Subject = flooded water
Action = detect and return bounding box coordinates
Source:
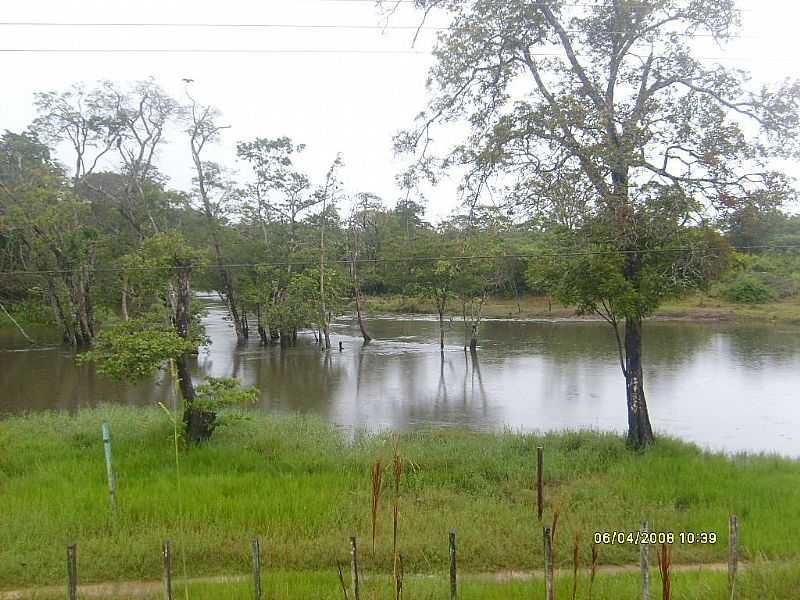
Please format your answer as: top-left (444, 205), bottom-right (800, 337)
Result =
top-left (2, 297), bottom-right (799, 456)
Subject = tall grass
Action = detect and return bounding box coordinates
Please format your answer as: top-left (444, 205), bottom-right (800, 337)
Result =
top-left (2, 407), bottom-right (800, 590)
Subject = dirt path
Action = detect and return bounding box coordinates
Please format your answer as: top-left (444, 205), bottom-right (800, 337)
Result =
top-left (0, 561), bottom-right (740, 599)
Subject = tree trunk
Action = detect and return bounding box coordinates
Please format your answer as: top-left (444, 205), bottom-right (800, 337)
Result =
top-left (121, 273), bottom-right (129, 321)
top-left (469, 324), bottom-right (478, 353)
top-left (217, 247), bottom-right (244, 345)
top-left (191, 129), bottom-right (245, 346)
top-left (241, 309), bottom-right (249, 339)
top-left (0, 302), bottom-right (35, 344)
top-left (438, 308), bottom-right (445, 351)
top-left (47, 277), bottom-right (75, 346)
top-left (350, 230), bottom-right (372, 343)
top-left (175, 265), bottom-right (214, 443)
top-left (323, 324), bottom-right (331, 350)
top-left (624, 316), bottom-right (654, 449)
top-left (462, 301), bottom-right (469, 350)
top-left (256, 304), bottom-right (268, 345)
top-left (355, 292), bottom-right (371, 343)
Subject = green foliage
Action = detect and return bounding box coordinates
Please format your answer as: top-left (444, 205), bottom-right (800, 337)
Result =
top-left (3, 407), bottom-right (800, 589)
top-left (77, 319), bottom-right (197, 381)
top-left (720, 274), bottom-right (772, 304)
top-left (194, 377), bottom-right (259, 411)
top-left (711, 249), bottom-right (800, 304)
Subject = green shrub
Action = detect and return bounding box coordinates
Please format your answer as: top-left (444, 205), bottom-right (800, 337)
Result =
top-left (722, 274), bottom-right (773, 304)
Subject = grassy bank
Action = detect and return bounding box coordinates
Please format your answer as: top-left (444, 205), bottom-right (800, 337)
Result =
top-left (1, 407), bottom-right (799, 594)
top-left (363, 293), bottom-right (800, 324)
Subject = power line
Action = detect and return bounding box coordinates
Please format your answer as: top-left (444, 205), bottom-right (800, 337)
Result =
top-left (2, 244), bottom-right (797, 277)
top-left (0, 22), bottom-right (760, 38)
top-left (0, 48), bottom-right (790, 62)
top-left (0, 48), bottom-right (431, 55)
top-left (252, 0), bottom-right (757, 9)
top-left (0, 21), bottom-right (449, 31)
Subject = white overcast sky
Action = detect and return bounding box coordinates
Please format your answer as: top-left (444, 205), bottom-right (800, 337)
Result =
top-left (0, 0), bottom-right (797, 222)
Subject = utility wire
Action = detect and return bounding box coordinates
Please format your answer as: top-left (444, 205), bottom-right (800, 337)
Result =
top-left (0, 48), bottom-right (790, 62)
top-left (0, 48), bottom-right (432, 55)
top-left (0, 22), bottom-right (761, 38)
top-left (2, 244), bottom-right (797, 276)
top-left (240, 0), bottom-right (758, 9)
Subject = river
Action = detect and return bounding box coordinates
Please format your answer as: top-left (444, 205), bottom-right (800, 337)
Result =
top-left (1, 296), bottom-right (799, 456)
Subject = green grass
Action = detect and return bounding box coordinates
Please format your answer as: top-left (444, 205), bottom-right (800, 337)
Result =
top-left (1, 407), bottom-right (800, 594)
top-left (362, 292), bottom-right (800, 324)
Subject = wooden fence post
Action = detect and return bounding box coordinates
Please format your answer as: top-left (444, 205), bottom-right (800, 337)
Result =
top-left (67, 544), bottom-right (77, 600)
top-left (640, 520), bottom-right (649, 600)
top-left (336, 560), bottom-right (350, 600)
top-left (449, 529), bottom-right (457, 600)
top-left (162, 540), bottom-right (173, 600)
top-left (728, 514), bottom-right (738, 599)
top-left (537, 446), bottom-right (544, 522)
top-left (101, 422), bottom-right (117, 511)
top-left (350, 535), bottom-right (360, 600)
top-left (543, 526), bottom-right (554, 600)
top-left (252, 537), bottom-right (262, 600)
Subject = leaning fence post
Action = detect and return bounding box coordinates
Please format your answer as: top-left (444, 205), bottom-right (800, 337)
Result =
top-left (350, 535), bottom-right (360, 600)
top-left (640, 520), bottom-right (649, 600)
top-left (544, 526), bottom-right (554, 600)
top-left (67, 544), bottom-right (77, 600)
top-left (728, 514), bottom-right (738, 599)
top-left (537, 446), bottom-right (544, 521)
top-left (101, 421), bottom-right (117, 511)
top-left (449, 529), bottom-right (457, 600)
top-left (252, 537), bottom-right (262, 600)
top-left (162, 540), bottom-right (173, 600)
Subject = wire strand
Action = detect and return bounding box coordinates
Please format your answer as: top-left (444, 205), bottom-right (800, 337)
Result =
top-left (0, 22), bottom-right (760, 38)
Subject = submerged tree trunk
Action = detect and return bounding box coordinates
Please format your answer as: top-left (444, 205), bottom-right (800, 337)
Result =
top-left (624, 316), bottom-right (654, 449)
top-left (174, 264), bottom-right (214, 443)
top-left (462, 301), bottom-right (469, 350)
top-left (256, 304), bottom-right (268, 345)
top-left (323, 324), bottom-right (331, 350)
top-left (241, 309), bottom-right (249, 340)
top-left (354, 291), bottom-right (371, 343)
top-left (350, 228), bottom-right (372, 343)
top-left (188, 108), bottom-right (245, 346)
top-left (438, 308), bottom-right (445, 351)
top-left (47, 277), bottom-right (75, 346)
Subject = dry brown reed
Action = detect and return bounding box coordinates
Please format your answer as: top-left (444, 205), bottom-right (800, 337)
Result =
top-left (588, 541), bottom-right (599, 600)
top-left (370, 458), bottom-right (383, 553)
top-left (571, 531), bottom-right (580, 600)
top-left (658, 543), bottom-right (672, 600)
top-left (391, 435), bottom-right (403, 599)
top-left (551, 504), bottom-right (561, 546)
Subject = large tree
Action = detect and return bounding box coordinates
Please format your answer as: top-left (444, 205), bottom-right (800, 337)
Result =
top-left (392, 0), bottom-right (800, 447)
top-left (185, 89), bottom-right (247, 345)
top-left (0, 132), bottom-right (99, 346)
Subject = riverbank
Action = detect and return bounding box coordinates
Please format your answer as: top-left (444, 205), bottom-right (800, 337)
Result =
top-left (1, 407), bottom-right (799, 596)
top-left (363, 293), bottom-right (800, 324)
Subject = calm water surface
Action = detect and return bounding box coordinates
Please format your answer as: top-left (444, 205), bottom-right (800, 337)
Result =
top-left (2, 297), bottom-right (799, 456)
